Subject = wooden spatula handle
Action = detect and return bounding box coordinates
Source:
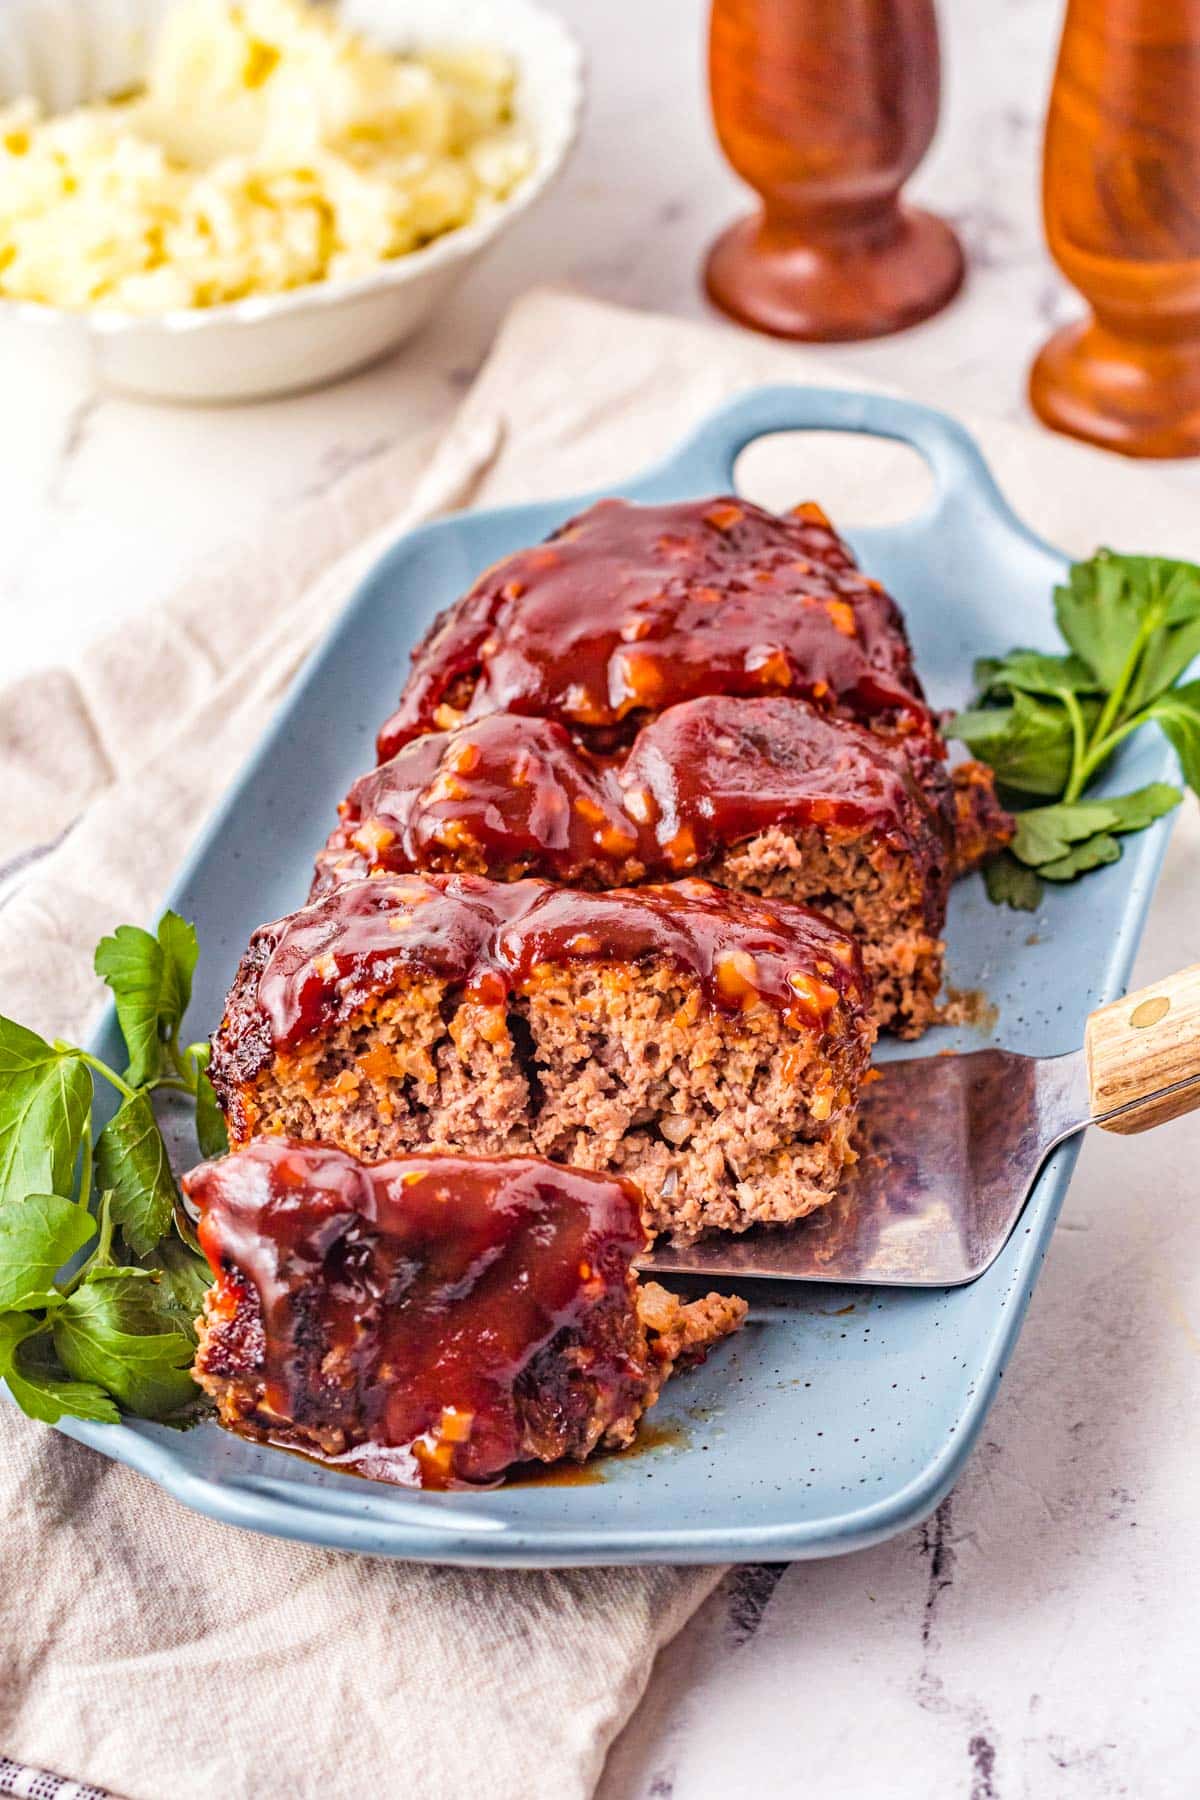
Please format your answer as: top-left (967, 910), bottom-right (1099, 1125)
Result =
top-left (1085, 964), bottom-right (1200, 1134)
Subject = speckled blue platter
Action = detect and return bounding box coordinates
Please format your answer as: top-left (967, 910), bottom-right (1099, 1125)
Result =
top-left (58, 388), bottom-right (1181, 1566)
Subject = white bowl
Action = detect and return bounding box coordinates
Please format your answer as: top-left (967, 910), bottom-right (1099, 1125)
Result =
top-left (0, 0), bottom-right (582, 401)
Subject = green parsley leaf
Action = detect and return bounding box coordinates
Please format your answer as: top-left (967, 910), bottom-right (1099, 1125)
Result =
top-left (1039, 833), bottom-right (1123, 882)
top-left (3, 1290), bottom-right (66, 1313)
top-left (949, 692), bottom-right (1075, 797)
top-left (0, 908), bottom-right (220, 1429)
top-left (0, 1192), bottom-right (95, 1310)
top-left (1128, 612), bottom-right (1200, 711)
top-left (95, 1092), bottom-right (179, 1257)
top-left (139, 1234), bottom-right (211, 1326)
top-left (1100, 782), bottom-right (1182, 834)
top-left (1056, 553), bottom-right (1200, 712)
top-left (1007, 786), bottom-right (1177, 878)
top-left (0, 1312), bottom-right (119, 1425)
top-left (983, 854), bottom-right (1043, 911)
top-left (1054, 553), bottom-right (1145, 689)
top-left (94, 925), bottom-right (164, 1088)
top-left (0, 1019), bottom-right (92, 1208)
top-left (195, 1071), bottom-right (228, 1161)
top-left (53, 1275), bottom-right (196, 1417)
top-left (1149, 682), bottom-right (1200, 794)
top-left (1161, 558), bottom-right (1200, 625)
top-left (962, 551), bottom-right (1198, 907)
top-left (1011, 800), bottom-right (1121, 868)
top-left (94, 911), bottom-right (203, 1087)
top-left (973, 648), bottom-right (1099, 701)
top-left (155, 912), bottom-right (199, 1042)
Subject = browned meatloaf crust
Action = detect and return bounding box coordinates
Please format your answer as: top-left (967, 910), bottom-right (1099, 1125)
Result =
top-left (186, 1138), bottom-right (746, 1487)
top-left (951, 758), bottom-right (1016, 874)
top-left (312, 698), bottom-right (971, 1038)
top-left (375, 495), bottom-right (938, 760)
top-left (208, 873), bottom-right (875, 1240)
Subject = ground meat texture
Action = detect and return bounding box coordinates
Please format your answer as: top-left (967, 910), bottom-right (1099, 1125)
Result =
top-left (950, 758), bottom-right (1016, 873)
top-left (186, 1139), bottom-right (746, 1487)
top-left (375, 495), bottom-right (936, 760)
top-left (310, 699), bottom-right (995, 1038)
top-left (209, 873), bottom-right (875, 1239)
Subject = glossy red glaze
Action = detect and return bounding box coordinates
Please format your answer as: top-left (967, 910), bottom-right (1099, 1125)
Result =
top-left (215, 873), bottom-right (868, 1080)
top-left (316, 712), bottom-right (635, 894)
top-left (376, 496), bottom-right (933, 760)
top-left (186, 1140), bottom-right (646, 1488)
top-left (315, 699), bottom-right (955, 931)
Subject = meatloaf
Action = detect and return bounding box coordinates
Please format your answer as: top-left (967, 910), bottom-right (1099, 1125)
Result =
top-left (186, 1138), bottom-right (747, 1487)
top-left (208, 872), bottom-right (875, 1240)
top-left (375, 495), bottom-right (937, 760)
top-left (312, 698), bottom-right (962, 1036)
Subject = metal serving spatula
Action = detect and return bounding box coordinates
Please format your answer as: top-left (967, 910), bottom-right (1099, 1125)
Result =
top-left (640, 964), bottom-right (1200, 1287)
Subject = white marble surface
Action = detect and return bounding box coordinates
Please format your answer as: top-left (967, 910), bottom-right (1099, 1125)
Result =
top-left (3, 1), bottom-right (1199, 1795)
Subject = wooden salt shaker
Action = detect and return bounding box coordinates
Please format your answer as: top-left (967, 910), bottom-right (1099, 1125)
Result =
top-left (704, 0), bottom-right (964, 342)
top-left (1030, 0), bottom-right (1200, 458)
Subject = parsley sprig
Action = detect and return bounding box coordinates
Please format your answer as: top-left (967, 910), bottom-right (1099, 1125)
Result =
top-left (951, 551), bottom-right (1200, 908)
top-left (0, 912), bottom-right (224, 1427)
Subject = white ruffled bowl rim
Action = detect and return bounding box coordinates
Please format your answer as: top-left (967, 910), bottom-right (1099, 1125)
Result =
top-left (0, 0), bottom-right (584, 339)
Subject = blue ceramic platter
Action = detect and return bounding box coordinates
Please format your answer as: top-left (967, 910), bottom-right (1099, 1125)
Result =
top-left (55, 388), bottom-right (1182, 1566)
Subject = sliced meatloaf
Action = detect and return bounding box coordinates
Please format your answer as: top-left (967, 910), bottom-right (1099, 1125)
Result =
top-left (312, 698), bottom-right (973, 1037)
top-left (186, 1138), bottom-right (746, 1488)
top-left (375, 495), bottom-right (937, 760)
top-left (208, 873), bottom-right (875, 1240)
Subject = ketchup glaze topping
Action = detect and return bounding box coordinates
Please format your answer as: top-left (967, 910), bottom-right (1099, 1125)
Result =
top-left (315, 698), bottom-right (955, 928)
top-left (214, 873), bottom-right (868, 1080)
top-left (375, 497), bottom-right (934, 761)
top-left (187, 1139), bottom-right (648, 1488)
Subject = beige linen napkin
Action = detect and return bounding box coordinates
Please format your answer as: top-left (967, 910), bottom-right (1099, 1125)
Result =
top-left (2, 288), bottom-right (1199, 1800)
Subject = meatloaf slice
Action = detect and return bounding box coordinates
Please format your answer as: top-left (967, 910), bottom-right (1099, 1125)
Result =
top-left (375, 495), bottom-right (936, 760)
top-left (186, 1138), bottom-right (746, 1487)
top-left (208, 873), bottom-right (875, 1240)
top-left (312, 699), bottom-right (970, 1037)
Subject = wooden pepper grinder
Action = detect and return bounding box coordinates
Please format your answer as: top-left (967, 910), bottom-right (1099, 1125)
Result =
top-left (704, 0), bottom-right (964, 342)
top-left (1030, 0), bottom-right (1200, 458)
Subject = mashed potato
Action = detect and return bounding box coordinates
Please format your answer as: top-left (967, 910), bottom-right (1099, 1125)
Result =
top-left (0, 0), bottom-right (533, 311)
